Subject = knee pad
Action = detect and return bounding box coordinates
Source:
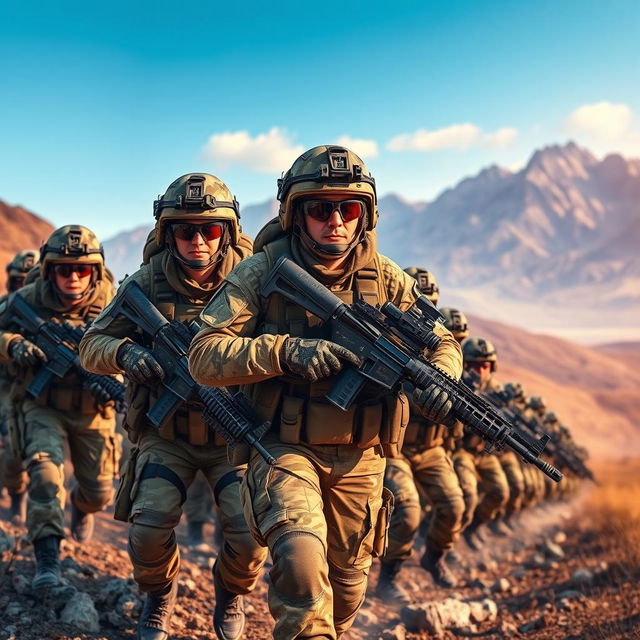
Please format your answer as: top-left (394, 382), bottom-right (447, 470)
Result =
top-left (74, 484), bottom-right (114, 512)
top-left (437, 493), bottom-right (465, 528)
top-left (129, 523), bottom-right (176, 563)
top-left (329, 564), bottom-right (368, 629)
top-left (28, 456), bottom-right (62, 502)
top-left (270, 531), bottom-right (327, 605)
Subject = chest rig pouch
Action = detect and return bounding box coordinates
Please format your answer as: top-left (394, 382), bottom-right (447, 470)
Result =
top-left (403, 414), bottom-right (446, 450)
top-left (132, 256), bottom-right (226, 448)
top-left (245, 240), bottom-right (409, 457)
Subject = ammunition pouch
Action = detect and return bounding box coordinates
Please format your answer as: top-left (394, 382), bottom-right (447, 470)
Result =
top-left (372, 487), bottom-right (394, 558)
top-left (403, 417), bottom-right (445, 449)
top-left (34, 381), bottom-right (114, 418)
top-left (114, 446), bottom-right (139, 522)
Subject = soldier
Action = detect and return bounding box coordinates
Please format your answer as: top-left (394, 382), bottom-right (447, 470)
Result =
top-left (457, 338), bottom-right (510, 550)
top-left (79, 174), bottom-right (267, 640)
top-left (188, 145), bottom-right (463, 639)
top-left (0, 226), bottom-right (117, 589)
top-left (0, 250), bottom-right (38, 522)
top-left (377, 283), bottom-right (464, 602)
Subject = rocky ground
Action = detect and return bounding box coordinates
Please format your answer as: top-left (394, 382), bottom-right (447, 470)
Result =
top-left (1, 461), bottom-right (639, 640)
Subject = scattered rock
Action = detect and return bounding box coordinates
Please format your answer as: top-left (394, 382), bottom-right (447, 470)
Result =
top-left (500, 620), bottom-right (518, 635)
top-left (0, 529), bottom-right (14, 552)
top-left (378, 623), bottom-right (406, 640)
top-left (572, 568), bottom-right (594, 586)
top-left (117, 594), bottom-right (141, 617)
top-left (557, 589), bottom-right (585, 601)
top-left (477, 559), bottom-right (497, 572)
top-left (491, 578), bottom-right (511, 593)
top-left (48, 583), bottom-right (79, 613)
top-left (59, 592), bottom-right (100, 632)
top-left (518, 615), bottom-right (546, 632)
top-left (510, 567), bottom-right (527, 580)
top-left (178, 578), bottom-right (198, 596)
top-left (526, 552), bottom-right (547, 568)
top-left (11, 574), bottom-right (30, 595)
top-left (6, 602), bottom-right (22, 618)
top-left (438, 597), bottom-right (472, 627)
top-left (468, 577), bottom-right (491, 590)
top-left (401, 603), bottom-right (443, 635)
top-left (469, 598), bottom-right (498, 623)
top-left (97, 577), bottom-right (133, 606)
top-left (553, 531), bottom-right (567, 545)
top-left (541, 540), bottom-right (564, 560)
top-left (356, 607), bottom-right (378, 626)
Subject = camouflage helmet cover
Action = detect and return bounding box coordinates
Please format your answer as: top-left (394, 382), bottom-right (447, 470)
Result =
top-left (154, 173), bottom-right (241, 245)
top-left (528, 396), bottom-right (547, 412)
top-left (40, 225), bottom-right (104, 280)
top-left (277, 145), bottom-right (378, 232)
top-left (440, 306), bottom-right (468, 340)
top-left (543, 411), bottom-right (559, 424)
top-left (503, 381), bottom-right (525, 400)
top-left (6, 249), bottom-right (39, 276)
top-left (462, 336), bottom-right (498, 371)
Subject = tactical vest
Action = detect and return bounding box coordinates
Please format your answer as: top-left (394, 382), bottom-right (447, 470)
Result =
top-left (19, 287), bottom-right (112, 416)
top-left (137, 254), bottom-right (226, 447)
top-left (403, 414), bottom-right (446, 450)
top-left (243, 237), bottom-right (409, 457)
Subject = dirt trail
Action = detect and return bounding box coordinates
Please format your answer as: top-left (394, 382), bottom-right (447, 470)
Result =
top-left (1, 467), bottom-right (638, 640)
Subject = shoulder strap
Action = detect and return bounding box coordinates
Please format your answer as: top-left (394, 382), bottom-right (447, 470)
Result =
top-left (148, 254), bottom-right (179, 320)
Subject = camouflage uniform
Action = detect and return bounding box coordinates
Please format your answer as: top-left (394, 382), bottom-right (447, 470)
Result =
top-left (79, 174), bottom-right (267, 640)
top-left (0, 227), bottom-right (117, 589)
top-left (0, 250), bottom-right (39, 519)
top-left (380, 281), bottom-right (464, 596)
top-left (188, 146), bottom-right (463, 639)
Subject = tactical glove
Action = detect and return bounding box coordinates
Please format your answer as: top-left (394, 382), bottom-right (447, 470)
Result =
top-left (280, 337), bottom-right (360, 383)
top-left (116, 343), bottom-right (165, 385)
top-left (9, 338), bottom-right (47, 368)
top-left (83, 380), bottom-right (112, 406)
top-left (413, 384), bottom-right (452, 424)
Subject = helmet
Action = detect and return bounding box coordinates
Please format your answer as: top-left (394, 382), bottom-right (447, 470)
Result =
top-left (543, 411), bottom-right (559, 424)
top-left (6, 249), bottom-right (39, 291)
top-left (503, 381), bottom-right (525, 401)
top-left (440, 307), bottom-right (468, 341)
top-left (462, 337), bottom-right (498, 371)
top-left (40, 225), bottom-right (104, 282)
top-left (154, 173), bottom-right (241, 248)
top-left (404, 267), bottom-right (439, 305)
top-left (528, 396), bottom-right (547, 412)
top-left (277, 145), bottom-right (377, 238)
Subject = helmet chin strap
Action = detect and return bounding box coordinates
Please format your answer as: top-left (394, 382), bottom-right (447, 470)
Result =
top-left (295, 212), bottom-right (368, 260)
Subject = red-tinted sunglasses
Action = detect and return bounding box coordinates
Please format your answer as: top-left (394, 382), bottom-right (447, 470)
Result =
top-left (171, 222), bottom-right (224, 241)
top-left (300, 199), bottom-right (365, 223)
top-left (53, 264), bottom-right (94, 278)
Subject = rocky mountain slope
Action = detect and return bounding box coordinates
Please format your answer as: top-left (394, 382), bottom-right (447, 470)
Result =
top-left (0, 200), bottom-right (54, 292)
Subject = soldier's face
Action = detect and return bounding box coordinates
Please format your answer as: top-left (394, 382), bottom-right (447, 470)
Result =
top-left (53, 263), bottom-right (94, 296)
top-left (468, 361), bottom-right (492, 383)
top-left (302, 195), bottom-right (362, 249)
top-left (172, 221), bottom-right (222, 263)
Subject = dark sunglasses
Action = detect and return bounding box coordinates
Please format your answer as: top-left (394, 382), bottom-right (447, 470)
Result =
top-left (171, 222), bottom-right (224, 242)
top-left (300, 199), bottom-right (366, 223)
top-left (53, 264), bottom-right (94, 278)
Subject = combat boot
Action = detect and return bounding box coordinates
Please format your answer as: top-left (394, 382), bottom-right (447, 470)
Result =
top-left (463, 518), bottom-right (485, 552)
top-left (213, 569), bottom-right (245, 640)
top-left (71, 500), bottom-right (95, 543)
top-left (375, 560), bottom-right (411, 607)
top-left (420, 548), bottom-right (458, 588)
top-left (10, 491), bottom-right (26, 525)
top-left (137, 580), bottom-right (177, 640)
top-left (488, 516), bottom-right (510, 538)
top-left (187, 520), bottom-right (204, 546)
top-left (32, 535), bottom-right (62, 591)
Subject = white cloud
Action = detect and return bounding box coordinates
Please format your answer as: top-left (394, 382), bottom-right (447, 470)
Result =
top-left (566, 102), bottom-right (633, 140)
top-left (334, 136), bottom-right (379, 158)
top-left (480, 127), bottom-right (519, 149)
top-left (564, 102), bottom-right (640, 156)
top-left (201, 127), bottom-right (303, 173)
top-left (387, 123), bottom-right (518, 153)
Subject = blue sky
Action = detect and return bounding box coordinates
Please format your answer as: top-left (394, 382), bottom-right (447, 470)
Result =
top-left (1, 0), bottom-right (638, 240)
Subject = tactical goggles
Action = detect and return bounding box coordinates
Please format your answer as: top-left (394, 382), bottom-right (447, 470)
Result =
top-left (170, 222), bottom-right (225, 242)
top-left (300, 199), bottom-right (366, 223)
top-left (53, 264), bottom-right (94, 278)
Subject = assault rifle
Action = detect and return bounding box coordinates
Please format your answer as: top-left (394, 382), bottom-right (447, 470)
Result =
top-left (261, 256), bottom-right (562, 482)
top-left (109, 280), bottom-right (275, 465)
top-left (4, 294), bottom-right (126, 411)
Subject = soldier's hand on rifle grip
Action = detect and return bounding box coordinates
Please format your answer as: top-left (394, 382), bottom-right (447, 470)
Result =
top-left (116, 343), bottom-right (165, 385)
top-left (8, 338), bottom-right (47, 368)
top-left (413, 384), bottom-right (452, 424)
top-left (280, 337), bottom-right (360, 383)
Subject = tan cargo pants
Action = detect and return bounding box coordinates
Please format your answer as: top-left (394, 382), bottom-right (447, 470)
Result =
top-left (384, 445), bottom-right (464, 559)
top-left (241, 435), bottom-right (389, 640)
top-left (474, 453), bottom-right (510, 523)
top-left (127, 426), bottom-right (267, 594)
top-left (452, 449), bottom-right (478, 530)
top-left (499, 451), bottom-right (525, 517)
top-left (16, 397), bottom-right (117, 542)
